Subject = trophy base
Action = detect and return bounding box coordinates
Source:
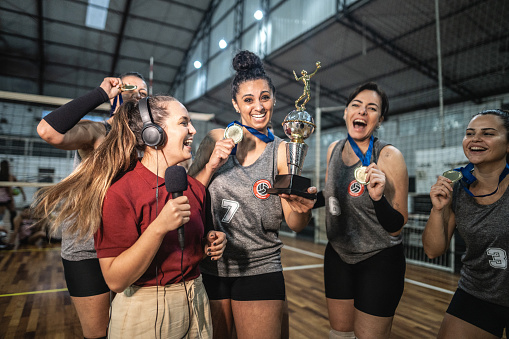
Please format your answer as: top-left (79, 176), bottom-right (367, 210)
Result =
top-left (267, 174), bottom-right (317, 200)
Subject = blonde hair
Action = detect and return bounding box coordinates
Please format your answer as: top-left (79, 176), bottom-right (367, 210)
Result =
top-left (33, 95), bottom-right (176, 239)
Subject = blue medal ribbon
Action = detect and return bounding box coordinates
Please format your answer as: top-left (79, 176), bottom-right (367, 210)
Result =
top-left (109, 94), bottom-right (123, 116)
top-left (227, 120), bottom-right (274, 155)
top-left (347, 134), bottom-right (374, 166)
top-left (453, 162), bottom-right (509, 197)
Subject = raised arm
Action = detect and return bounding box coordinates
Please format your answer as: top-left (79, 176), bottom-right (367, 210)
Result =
top-left (293, 70), bottom-right (300, 81)
top-left (422, 176), bottom-right (456, 259)
top-left (369, 145), bottom-right (409, 235)
top-left (188, 129), bottom-right (234, 187)
top-left (37, 77), bottom-right (122, 152)
top-left (277, 141), bottom-right (316, 233)
top-left (309, 61), bottom-right (321, 77)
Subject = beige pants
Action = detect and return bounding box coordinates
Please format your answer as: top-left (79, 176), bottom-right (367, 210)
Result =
top-left (108, 275), bottom-right (212, 339)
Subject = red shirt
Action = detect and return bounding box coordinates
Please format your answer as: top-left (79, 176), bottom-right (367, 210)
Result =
top-left (95, 161), bottom-right (206, 286)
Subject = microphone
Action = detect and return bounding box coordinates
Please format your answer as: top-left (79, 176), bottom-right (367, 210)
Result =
top-left (165, 165), bottom-right (188, 250)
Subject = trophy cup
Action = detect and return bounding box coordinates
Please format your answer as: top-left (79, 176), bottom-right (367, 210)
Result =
top-left (267, 62), bottom-right (321, 200)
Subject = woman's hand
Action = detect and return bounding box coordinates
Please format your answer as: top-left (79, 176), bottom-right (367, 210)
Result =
top-left (430, 175), bottom-right (454, 211)
top-left (206, 138), bottom-right (235, 173)
top-left (99, 77), bottom-right (122, 99)
top-left (365, 163), bottom-right (386, 201)
top-left (204, 231), bottom-right (227, 260)
top-left (279, 186), bottom-right (317, 214)
top-left (156, 196), bottom-right (191, 233)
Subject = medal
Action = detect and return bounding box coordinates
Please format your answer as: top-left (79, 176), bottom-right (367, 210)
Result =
top-left (348, 134), bottom-right (374, 185)
top-left (442, 170), bottom-right (462, 183)
top-left (224, 123), bottom-right (243, 144)
top-left (354, 166), bottom-right (369, 185)
top-left (120, 84), bottom-right (137, 91)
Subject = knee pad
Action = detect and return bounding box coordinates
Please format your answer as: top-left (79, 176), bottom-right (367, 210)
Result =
top-left (329, 329), bottom-right (356, 339)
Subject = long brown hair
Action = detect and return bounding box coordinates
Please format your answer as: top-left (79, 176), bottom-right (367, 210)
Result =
top-left (33, 95), bottom-right (175, 239)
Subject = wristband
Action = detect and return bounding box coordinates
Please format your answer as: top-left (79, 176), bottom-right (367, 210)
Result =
top-left (313, 190), bottom-right (325, 209)
top-left (43, 87), bottom-right (109, 134)
top-left (371, 195), bottom-right (404, 232)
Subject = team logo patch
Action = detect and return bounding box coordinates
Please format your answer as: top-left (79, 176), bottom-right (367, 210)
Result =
top-left (253, 179), bottom-right (271, 199)
top-left (348, 180), bottom-right (364, 197)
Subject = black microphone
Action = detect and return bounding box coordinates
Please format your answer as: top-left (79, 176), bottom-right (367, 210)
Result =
top-left (165, 165), bottom-right (188, 250)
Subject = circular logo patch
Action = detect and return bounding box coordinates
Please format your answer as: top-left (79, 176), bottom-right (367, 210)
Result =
top-left (253, 179), bottom-right (271, 199)
top-left (348, 180), bottom-right (365, 197)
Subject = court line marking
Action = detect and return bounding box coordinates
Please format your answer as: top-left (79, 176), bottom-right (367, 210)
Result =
top-left (0, 288), bottom-right (68, 298)
top-left (284, 264), bottom-right (323, 271)
top-left (404, 278), bottom-right (454, 295)
top-left (282, 245), bottom-right (325, 259)
top-left (282, 244), bottom-right (455, 295)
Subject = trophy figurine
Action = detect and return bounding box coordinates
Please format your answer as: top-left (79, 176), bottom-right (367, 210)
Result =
top-left (267, 62), bottom-right (321, 200)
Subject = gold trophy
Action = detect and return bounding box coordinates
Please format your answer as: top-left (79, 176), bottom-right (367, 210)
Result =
top-left (267, 62), bottom-right (321, 199)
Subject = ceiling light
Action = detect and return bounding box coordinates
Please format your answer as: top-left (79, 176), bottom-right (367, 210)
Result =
top-left (219, 39), bottom-right (228, 49)
top-left (194, 61), bottom-right (202, 69)
top-left (254, 10), bottom-right (263, 20)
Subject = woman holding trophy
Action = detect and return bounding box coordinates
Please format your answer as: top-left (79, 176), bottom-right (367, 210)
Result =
top-left (189, 50), bottom-right (316, 339)
top-left (323, 82), bottom-right (409, 339)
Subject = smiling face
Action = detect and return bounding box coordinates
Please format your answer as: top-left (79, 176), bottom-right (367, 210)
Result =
top-left (462, 114), bottom-right (509, 165)
top-left (343, 89), bottom-right (384, 141)
top-left (121, 75), bottom-right (148, 101)
top-left (161, 101), bottom-right (196, 163)
top-left (232, 79), bottom-right (274, 132)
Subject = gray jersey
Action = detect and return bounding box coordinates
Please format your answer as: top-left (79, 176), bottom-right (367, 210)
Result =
top-left (324, 138), bottom-right (402, 264)
top-left (452, 181), bottom-right (509, 307)
top-left (200, 137), bottom-right (284, 277)
top-left (61, 121), bottom-right (111, 261)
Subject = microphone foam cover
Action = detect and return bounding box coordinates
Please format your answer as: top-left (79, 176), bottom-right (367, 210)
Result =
top-left (164, 165), bottom-right (188, 193)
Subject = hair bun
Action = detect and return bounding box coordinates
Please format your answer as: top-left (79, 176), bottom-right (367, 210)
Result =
top-left (232, 50), bottom-right (264, 73)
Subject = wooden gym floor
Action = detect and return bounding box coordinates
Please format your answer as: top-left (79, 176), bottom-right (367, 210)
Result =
top-left (0, 235), bottom-right (506, 338)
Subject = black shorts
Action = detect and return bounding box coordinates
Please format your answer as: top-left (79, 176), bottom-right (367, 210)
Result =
top-left (62, 258), bottom-right (110, 297)
top-left (447, 288), bottom-right (509, 337)
top-left (324, 243), bottom-right (406, 317)
top-left (202, 271), bottom-right (285, 301)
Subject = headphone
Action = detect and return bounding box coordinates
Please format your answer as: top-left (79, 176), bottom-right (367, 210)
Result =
top-left (138, 97), bottom-right (165, 147)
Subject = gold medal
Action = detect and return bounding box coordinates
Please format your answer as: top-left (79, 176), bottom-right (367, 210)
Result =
top-left (443, 170), bottom-right (462, 183)
top-left (224, 123), bottom-right (243, 144)
top-left (120, 84), bottom-right (137, 91)
top-left (354, 166), bottom-right (369, 185)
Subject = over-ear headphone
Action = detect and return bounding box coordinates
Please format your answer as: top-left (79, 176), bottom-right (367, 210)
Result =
top-left (138, 97), bottom-right (165, 147)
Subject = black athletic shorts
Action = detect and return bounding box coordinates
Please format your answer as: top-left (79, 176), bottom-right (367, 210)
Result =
top-left (324, 242), bottom-right (406, 317)
top-left (62, 258), bottom-right (110, 297)
top-left (447, 288), bottom-right (509, 337)
top-left (202, 271), bottom-right (285, 301)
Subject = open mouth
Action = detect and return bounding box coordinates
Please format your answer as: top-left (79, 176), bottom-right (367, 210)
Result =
top-left (252, 112), bottom-right (266, 119)
top-left (183, 139), bottom-right (193, 147)
top-left (353, 119), bottom-right (367, 128)
top-left (469, 146), bottom-right (486, 153)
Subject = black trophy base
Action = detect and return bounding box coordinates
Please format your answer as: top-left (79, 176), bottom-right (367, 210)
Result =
top-left (267, 174), bottom-right (317, 200)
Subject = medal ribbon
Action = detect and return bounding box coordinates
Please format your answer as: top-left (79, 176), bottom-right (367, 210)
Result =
top-left (109, 94), bottom-right (123, 116)
top-left (347, 134), bottom-right (374, 166)
top-left (453, 162), bottom-right (509, 197)
top-left (227, 120), bottom-right (274, 155)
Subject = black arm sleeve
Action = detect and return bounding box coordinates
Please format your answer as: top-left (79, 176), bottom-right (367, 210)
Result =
top-left (312, 190), bottom-right (325, 209)
top-left (43, 87), bottom-right (109, 134)
top-left (371, 195), bottom-right (405, 232)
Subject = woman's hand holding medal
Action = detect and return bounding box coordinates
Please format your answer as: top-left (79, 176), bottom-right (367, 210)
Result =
top-left (207, 138), bottom-right (235, 173)
top-left (429, 175), bottom-right (454, 211)
top-left (363, 163), bottom-right (386, 201)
